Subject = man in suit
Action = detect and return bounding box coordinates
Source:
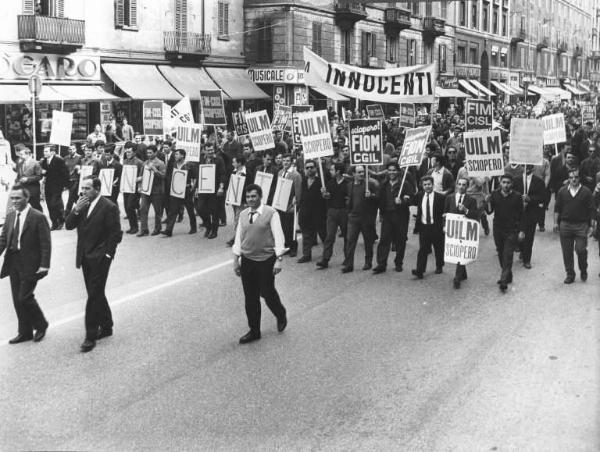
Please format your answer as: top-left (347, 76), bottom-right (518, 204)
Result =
top-left (0, 185), bottom-right (51, 344)
top-left (296, 159), bottom-right (327, 263)
top-left (197, 141), bottom-right (226, 239)
top-left (513, 164), bottom-right (546, 269)
top-left (65, 176), bottom-right (122, 353)
top-left (444, 176), bottom-right (479, 289)
top-left (15, 147), bottom-right (43, 212)
top-left (41, 145), bottom-right (69, 230)
top-left (277, 154), bottom-right (302, 257)
top-left (137, 145), bottom-right (166, 237)
top-left (411, 175), bottom-right (446, 279)
top-left (100, 145), bottom-right (123, 207)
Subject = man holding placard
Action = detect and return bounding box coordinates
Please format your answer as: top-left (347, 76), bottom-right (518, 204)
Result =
top-left (276, 155), bottom-right (302, 257)
top-left (121, 142), bottom-right (144, 235)
top-left (297, 160), bottom-right (326, 263)
top-left (197, 142), bottom-right (226, 239)
top-left (161, 149), bottom-right (198, 237)
top-left (137, 146), bottom-right (166, 237)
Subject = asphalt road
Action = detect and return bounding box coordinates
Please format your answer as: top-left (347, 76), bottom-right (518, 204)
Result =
top-left (0, 205), bottom-right (598, 451)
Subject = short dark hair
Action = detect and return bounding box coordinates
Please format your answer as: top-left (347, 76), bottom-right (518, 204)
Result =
top-left (84, 175), bottom-right (102, 191)
top-left (333, 162), bottom-right (345, 173)
top-left (420, 175), bottom-right (434, 184)
top-left (245, 183), bottom-right (262, 197)
top-left (500, 173), bottom-right (514, 181)
top-left (234, 155), bottom-right (246, 166)
top-left (94, 140), bottom-right (106, 149)
top-left (175, 148), bottom-right (187, 159)
top-left (386, 162), bottom-right (400, 171)
top-left (124, 141), bottom-right (135, 150)
top-left (567, 167), bottom-right (580, 177)
top-left (147, 145), bottom-right (158, 153)
top-left (11, 184), bottom-right (30, 199)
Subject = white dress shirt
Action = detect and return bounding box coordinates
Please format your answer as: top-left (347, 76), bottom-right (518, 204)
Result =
top-left (87, 195), bottom-right (101, 218)
top-left (421, 192), bottom-right (434, 225)
top-left (232, 203), bottom-right (286, 257)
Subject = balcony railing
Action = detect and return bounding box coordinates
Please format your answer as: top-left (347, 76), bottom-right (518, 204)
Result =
top-left (164, 31), bottom-right (212, 58)
top-left (557, 41), bottom-right (568, 54)
top-left (573, 45), bottom-right (583, 57)
top-left (536, 37), bottom-right (549, 50)
top-left (384, 7), bottom-right (412, 36)
top-left (334, 2), bottom-right (367, 30)
top-left (592, 50), bottom-right (600, 59)
top-left (422, 17), bottom-right (445, 40)
top-left (511, 27), bottom-right (526, 44)
top-left (17, 14), bottom-right (85, 50)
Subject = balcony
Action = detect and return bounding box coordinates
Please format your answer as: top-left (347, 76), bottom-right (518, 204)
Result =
top-left (421, 17), bottom-right (445, 42)
top-left (536, 37), bottom-right (549, 51)
top-left (511, 27), bottom-right (527, 45)
top-left (557, 41), bottom-right (568, 55)
top-left (384, 7), bottom-right (411, 37)
top-left (592, 50), bottom-right (600, 60)
top-left (164, 32), bottom-right (211, 60)
top-left (334, 2), bottom-right (367, 31)
top-left (17, 14), bottom-right (84, 53)
top-left (573, 45), bottom-right (583, 57)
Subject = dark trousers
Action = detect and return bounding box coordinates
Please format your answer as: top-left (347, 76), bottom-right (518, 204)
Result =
top-left (321, 207), bottom-right (348, 262)
top-left (9, 257), bottom-right (47, 335)
top-left (300, 218), bottom-right (326, 259)
top-left (139, 193), bottom-right (164, 233)
top-left (416, 224), bottom-right (444, 273)
top-left (81, 256), bottom-right (113, 340)
top-left (538, 187), bottom-right (551, 227)
top-left (65, 180), bottom-right (79, 213)
top-left (493, 228), bottom-right (517, 284)
top-left (24, 185), bottom-right (42, 212)
top-left (165, 195), bottom-right (197, 233)
top-left (343, 213), bottom-right (377, 268)
top-left (240, 255), bottom-right (286, 332)
top-left (197, 194), bottom-right (219, 234)
top-left (218, 192), bottom-right (227, 224)
top-left (519, 212), bottom-right (538, 264)
top-left (454, 264), bottom-right (467, 282)
top-left (45, 188), bottom-right (64, 227)
top-left (280, 210), bottom-right (298, 253)
top-left (559, 221), bottom-right (588, 277)
top-left (123, 193), bottom-right (140, 231)
top-left (376, 211), bottom-right (409, 268)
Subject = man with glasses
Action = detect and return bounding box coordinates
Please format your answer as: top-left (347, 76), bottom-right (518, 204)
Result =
top-left (297, 160), bottom-right (326, 263)
top-left (553, 168), bottom-right (596, 284)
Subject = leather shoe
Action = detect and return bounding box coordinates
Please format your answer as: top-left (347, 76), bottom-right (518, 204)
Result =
top-left (151, 230), bottom-right (161, 236)
top-left (80, 339), bottom-right (96, 353)
top-left (297, 256), bottom-right (311, 263)
top-left (204, 229), bottom-right (211, 237)
top-left (564, 276), bottom-right (575, 284)
top-left (341, 266), bottom-right (353, 273)
top-left (97, 328), bottom-right (113, 340)
top-left (188, 228), bottom-right (197, 234)
top-left (395, 265), bottom-right (403, 272)
top-left (226, 239), bottom-right (234, 247)
top-left (136, 230), bottom-right (149, 237)
top-left (8, 333), bottom-right (33, 344)
top-left (434, 267), bottom-right (443, 274)
top-left (362, 262), bottom-right (372, 271)
top-left (316, 260), bottom-right (328, 269)
top-left (453, 279), bottom-right (461, 289)
top-left (581, 272), bottom-right (588, 282)
top-left (160, 230), bottom-right (172, 237)
top-left (288, 250), bottom-right (297, 258)
top-left (523, 262), bottom-right (532, 269)
top-left (126, 228), bottom-right (139, 234)
top-left (239, 330), bottom-right (261, 344)
top-left (277, 317), bottom-right (287, 333)
top-left (33, 324), bottom-right (48, 342)
top-left (499, 283), bottom-right (508, 293)
top-left (372, 266), bottom-right (386, 274)
top-left (411, 269), bottom-right (423, 279)
top-left (207, 231), bottom-right (218, 239)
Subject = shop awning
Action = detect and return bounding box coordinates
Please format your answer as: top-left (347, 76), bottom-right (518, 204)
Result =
top-left (508, 84), bottom-right (524, 96)
top-left (435, 86), bottom-right (471, 98)
top-left (526, 85), bottom-right (550, 96)
top-left (564, 84), bottom-right (586, 96)
top-left (157, 66), bottom-right (223, 100)
top-left (0, 83), bottom-right (120, 104)
top-left (102, 64), bottom-right (182, 100)
top-left (204, 67), bottom-right (269, 100)
top-left (458, 79), bottom-right (482, 97)
top-left (490, 81), bottom-right (512, 95)
top-left (469, 79), bottom-right (496, 97)
top-left (545, 86), bottom-right (571, 100)
top-left (49, 84), bottom-right (121, 102)
top-left (309, 84), bottom-right (349, 101)
top-left (578, 81), bottom-right (591, 93)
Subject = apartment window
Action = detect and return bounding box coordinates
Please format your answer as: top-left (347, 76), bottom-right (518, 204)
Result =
top-left (439, 44), bottom-right (447, 72)
top-left (471, 4), bottom-right (478, 29)
top-left (470, 47), bottom-right (478, 64)
top-left (387, 35), bottom-right (398, 63)
top-left (341, 30), bottom-right (353, 64)
top-left (493, 9), bottom-right (498, 34)
top-left (500, 52), bottom-right (507, 68)
top-left (115, 0), bottom-right (138, 28)
top-left (502, 12), bottom-right (507, 36)
top-left (457, 45), bottom-right (466, 63)
top-left (482, 3), bottom-right (489, 32)
top-left (410, 1), bottom-right (419, 16)
top-left (361, 32), bottom-right (376, 66)
top-left (425, 0), bottom-right (432, 16)
top-left (459, 1), bottom-right (466, 26)
top-left (257, 18), bottom-right (272, 63)
top-left (407, 39), bottom-right (416, 65)
top-left (28, 0), bottom-right (64, 16)
top-left (312, 22), bottom-right (322, 56)
top-left (218, 1), bottom-right (229, 39)
top-left (441, 1), bottom-right (447, 19)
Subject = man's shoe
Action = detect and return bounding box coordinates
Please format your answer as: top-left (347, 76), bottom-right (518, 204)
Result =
top-left (316, 260), bottom-right (328, 269)
top-left (581, 272), bottom-right (588, 282)
top-left (288, 250), bottom-right (297, 258)
top-left (362, 262), bottom-right (372, 271)
top-left (80, 339), bottom-right (96, 353)
top-left (411, 269), bottom-right (424, 279)
top-left (136, 230), bottom-right (149, 237)
top-left (297, 256), bottom-right (311, 263)
top-left (341, 266), bottom-right (353, 273)
top-left (523, 262), bottom-right (532, 269)
top-left (177, 214), bottom-right (184, 223)
top-left (453, 279), bottom-right (461, 289)
top-left (226, 239), bottom-right (234, 247)
top-left (160, 230), bottom-right (172, 237)
top-left (97, 328), bottom-right (113, 340)
top-left (539, 226), bottom-right (545, 232)
top-left (126, 228), bottom-right (139, 235)
top-left (564, 275), bottom-right (575, 284)
top-left (188, 229), bottom-right (197, 234)
top-left (239, 331), bottom-right (261, 344)
top-left (151, 230), bottom-right (161, 236)
top-left (484, 226), bottom-right (490, 236)
top-left (8, 333), bottom-right (33, 344)
top-left (207, 231), bottom-right (218, 239)
top-left (499, 283), bottom-right (508, 293)
top-left (219, 220), bottom-right (227, 227)
top-left (204, 229), bottom-right (211, 237)
top-left (395, 265), bottom-right (403, 272)
top-left (33, 324), bottom-right (48, 342)
top-left (518, 252), bottom-right (523, 262)
top-left (435, 267), bottom-right (443, 274)
top-left (277, 317), bottom-right (287, 333)
top-left (372, 266), bottom-right (386, 274)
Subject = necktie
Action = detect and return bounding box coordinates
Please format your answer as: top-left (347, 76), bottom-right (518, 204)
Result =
top-left (426, 194), bottom-right (431, 225)
top-left (459, 195), bottom-right (463, 206)
top-left (249, 212), bottom-right (256, 224)
top-left (10, 212), bottom-right (20, 251)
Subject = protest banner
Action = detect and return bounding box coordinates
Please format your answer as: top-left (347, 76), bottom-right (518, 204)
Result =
top-left (532, 97), bottom-right (546, 117)
top-left (169, 169), bottom-right (188, 199)
top-left (444, 213), bottom-right (480, 265)
top-left (272, 105), bottom-right (291, 132)
top-left (463, 129), bottom-right (504, 178)
top-left (465, 99), bottom-right (493, 131)
top-left (540, 113), bottom-right (567, 145)
top-left (232, 111), bottom-right (249, 137)
top-left (176, 123), bottom-right (203, 162)
top-left (254, 171), bottom-right (274, 200)
top-left (139, 167), bottom-right (154, 195)
top-left (170, 96), bottom-right (194, 129)
top-left (98, 168), bottom-right (114, 197)
top-left (49, 110), bottom-right (73, 146)
top-left (296, 110), bottom-right (334, 159)
top-left (303, 47), bottom-right (437, 103)
top-left (120, 165), bottom-right (138, 193)
top-left (245, 110), bottom-right (275, 152)
top-left (366, 104), bottom-right (385, 120)
top-left (509, 118), bottom-right (544, 165)
top-left (349, 119), bottom-right (383, 166)
top-left (399, 104), bottom-right (415, 128)
top-left (78, 165), bottom-right (94, 193)
top-left (225, 173), bottom-right (246, 207)
top-left (143, 100), bottom-right (164, 135)
top-left (292, 105), bottom-right (314, 145)
top-left (271, 177), bottom-right (293, 211)
top-left (200, 90), bottom-right (227, 126)
top-left (197, 164), bottom-right (216, 194)
top-left (581, 103), bottom-right (596, 124)
top-left (398, 126), bottom-right (432, 168)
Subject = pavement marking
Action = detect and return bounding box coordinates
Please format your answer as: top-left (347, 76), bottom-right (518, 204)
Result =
top-left (0, 259), bottom-right (231, 347)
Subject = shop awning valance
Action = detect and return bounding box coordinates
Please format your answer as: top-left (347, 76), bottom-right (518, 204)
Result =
top-left (310, 85), bottom-right (349, 101)
top-left (102, 64), bottom-right (182, 100)
top-left (526, 85), bottom-right (550, 96)
top-left (564, 84), bottom-right (586, 96)
top-left (469, 79), bottom-right (496, 97)
top-left (49, 84), bottom-right (121, 102)
top-left (0, 83), bottom-right (120, 104)
top-left (157, 66), bottom-right (223, 100)
top-left (545, 86), bottom-right (571, 100)
top-left (205, 67), bottom-right (270, 100)
top-left (435, 87), bottom-right (471, 98)
top-left (490, 81), bottom-right (512, 95)
top-left (458, 79), bottom-right (482, 97)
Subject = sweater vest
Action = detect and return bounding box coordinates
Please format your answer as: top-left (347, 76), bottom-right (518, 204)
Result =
top-left (239, 206), bottom-right (276, 261)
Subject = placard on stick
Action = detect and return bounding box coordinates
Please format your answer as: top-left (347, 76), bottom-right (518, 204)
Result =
top-left (78, 165), bottom-right (94, 193)
top-left (366, 104), bottom-right (385, 120)
top-left (463, 129), bottom-right (504, 178)
top-left (143, 100), bottom-right (164, 136)
top-left (120, 165), bottom-right (138, 193)
top-left (349, 119), bottom-right (383, 166)
top-left (509, 118), bottom-right (543, 165)
top-left (296, 110), bottom-right (334, 159)
top-left (177, 123), bottom-right (203, 162)
top-left (245, 110), bottom-right (275, 152)
top-left (444, 213), bottom-right (480, 265)
top-left (292, 105), bottom-right (314, 145)
top-left (465, 99), bottom-right (493, 131)
top-left (200, 90), bottom-right (227, 126)
top-left (197, 164), bottom-right (216, 194)
top-left (225, 174), bottom-right (246, 207)
top-left (271, 177), bottom-right (293, 211)
top-left (398, 126), bottom-right (432, 168)
top-left (49, 110), bottom-right (73, 146)
top-left (540, 113), bottom-right (566, 145)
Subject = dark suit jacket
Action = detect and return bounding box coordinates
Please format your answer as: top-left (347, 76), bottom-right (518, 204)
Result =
top-left (512, 174), bottom-right (546, 219)
top-left (413, 190), bottom-right (445, 229)
top-left (0, 207), bottom-right (51, 278)
top-left (65, 196), bottom-right (122, 268)
top-left (444, 193), bottom-right (479, 220)
top-left (41, 155), bottom-right (69, 193)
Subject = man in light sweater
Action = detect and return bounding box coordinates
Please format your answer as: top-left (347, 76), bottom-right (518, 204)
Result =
top-left (232, 183), bottom-right (288, 344)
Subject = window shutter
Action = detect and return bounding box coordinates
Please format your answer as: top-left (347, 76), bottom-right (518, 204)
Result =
top-left (129, 0), bottom-right (137, 27)
top-left (175, 0), bottom-right (187, 33)
top-left (23, 0), bottom-right (34, 14)
top-left (224, 3), bottom-right (229, 37)
top-left (361, 31), bottom-right (368, 66)
top-left (371, 33), bottom-right (377, 59)
top-left (340, 30), bottom-right (346, 63)
top-left (115, 0), bottom-right (125, 27)
top-left (312, 23), bottom-right (322, 56)
top-left (56, 0), bottom-right (65, 18)
top-left (218, 2), bottom-right (223, 35)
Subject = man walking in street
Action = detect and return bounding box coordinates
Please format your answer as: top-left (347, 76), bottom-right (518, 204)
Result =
top-left (297, 159), bottom-right (326, 263)
top-left (64, 144), bottom-right (82, 214)
top-left (161, 149), bottom-right (198, 237)
top-left (197, 142), bottom-right (226, 239)
top-left (277, 154), bottom-right (302, 257)
top-left (15, 147), bottom-right (43, 212)
top-left (232, 184), bottom-right (287, 344)
top-left (122, 142), bottom-right (144, 235)
top-left (65, 176), bottom-right (122, 353)
top-left (137, 145), bottom-right (166, 237)
top-left (0, 185), bottom-right (50, 344)
top-left (41, 145), bottom-right (69, 230)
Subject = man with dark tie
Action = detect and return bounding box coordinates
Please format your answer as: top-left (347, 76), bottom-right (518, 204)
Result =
top-left (40, 145), bottom-right (69, 230)
top-left (411, 175), bottom-right (446, 279)
top-left (0, 185), bottom-right (51, 344)
top-left (65, 176), bottom-right (122, 353)
top-left (15, 147), bottom-right (43, 212)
